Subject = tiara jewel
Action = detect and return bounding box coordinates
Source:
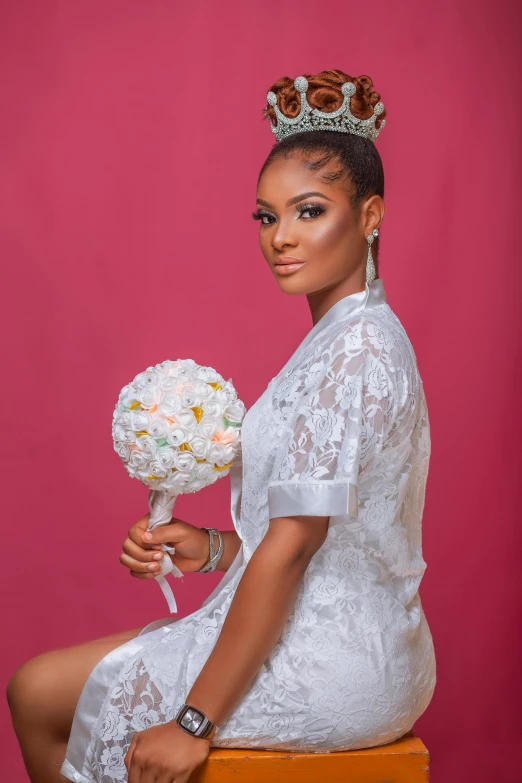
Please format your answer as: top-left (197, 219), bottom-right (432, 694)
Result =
top-left (266, 76), bottom-right (386, 144)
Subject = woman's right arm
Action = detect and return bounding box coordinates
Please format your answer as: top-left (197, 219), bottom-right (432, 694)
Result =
top-left (120, 515), bottom-right (241, 578)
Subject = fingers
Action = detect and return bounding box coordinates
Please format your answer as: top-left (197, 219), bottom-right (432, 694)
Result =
top-left (123, 536), bottom-right (164, 565)
top-left (128, 515), bottom-right (157, 548)
top-left (119, 548), bottom-right (164, 579)
top-left (139, 519), bottom-right (188, 547)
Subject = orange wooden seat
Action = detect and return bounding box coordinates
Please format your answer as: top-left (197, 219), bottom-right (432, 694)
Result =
top-left (190, 730), bottom-right (430, 782)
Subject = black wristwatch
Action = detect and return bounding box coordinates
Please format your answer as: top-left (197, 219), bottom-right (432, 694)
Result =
top-left (175, 703), bottom-right (219, 740)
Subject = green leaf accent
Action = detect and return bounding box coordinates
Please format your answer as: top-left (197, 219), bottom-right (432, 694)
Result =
top-left (223, 417), bottom-right (241, 428)
top-left (155, 437), bottom-right (169, 447)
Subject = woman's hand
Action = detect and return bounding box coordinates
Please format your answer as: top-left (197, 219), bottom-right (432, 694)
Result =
top-left (120, 514), bottom-right (210, 578)
top-left (124, 720), bottom-right (210, 783)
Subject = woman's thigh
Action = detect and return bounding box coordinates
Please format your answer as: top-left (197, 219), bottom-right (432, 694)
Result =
top-left (7, 624), bottom-right (146, 740)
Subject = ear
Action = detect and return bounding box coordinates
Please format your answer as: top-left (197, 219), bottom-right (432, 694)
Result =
top-left (361, 194), bottom-right (385, 238)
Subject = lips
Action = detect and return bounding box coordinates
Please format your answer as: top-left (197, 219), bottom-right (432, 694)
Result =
top-left (274, 256), bottom-right (305, 265)
top-left (273, 256), bottom-right (306, 276)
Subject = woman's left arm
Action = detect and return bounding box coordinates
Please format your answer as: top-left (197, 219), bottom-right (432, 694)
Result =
top-left (187, 512), bottom-right (330, 721)
top-left (125, 514), bottom-right (329, 782)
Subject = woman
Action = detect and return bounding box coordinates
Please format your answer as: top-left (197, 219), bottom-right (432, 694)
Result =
top-left (7, 69), bottom-right (436, 783)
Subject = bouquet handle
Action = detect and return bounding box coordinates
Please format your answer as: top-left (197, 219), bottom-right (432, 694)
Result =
top-left (147, 489), bottom-right (184, 614)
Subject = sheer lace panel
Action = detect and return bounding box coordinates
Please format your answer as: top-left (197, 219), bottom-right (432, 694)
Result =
top-left (267, 318), bottom-right (397, 519)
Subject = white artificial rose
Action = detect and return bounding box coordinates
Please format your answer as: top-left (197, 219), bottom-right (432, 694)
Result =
top-left (195, 367), bottom-right (213, 382)
top-left (180, 387), bottom-right (198, 408)
top-left (137, 385), bottom-right (160, 409)
top-left (214, 388), bottom-right (230, 405)
top-left (187, 435), bottom-right (209, 459)
top-left (202, 400), bottom-right (224, 418)
top-left (201, 367), bottom-right (221, 383)
top-left (168, 471), bottom-right (192, 491)
top-left (148, 417), bottom-right (167, 439)
top-left (123, 428), bottom-right (137, 444)
top-left (193, 380), bottom-right (213, 400)
top-left (154, 448), bottom-right (177, 470)
top-left (115, 410), bottom-right (131, 427)
top-left (187, 478), bottom-right (207, 493)
top-left (148, 458), bottom-right (169, 478)
top-left (207, 443), bottom-right (227, 466)
top-left (174, 409), bottom-right (197, 431)
top-left (158, 375), bottom-right (178, 392)
top-left (121, 390), bottom-right (139, 409)
top-left (129, 410), bottom-right (152, 432)
top-left (175, 360), bottom-right (197, 380)
top-left (195, 462), bottom-right (216, 481)
top-left (197, 415), bottom-right (218, 438)
top-left (114, 441), bottom-right (130, 461)
top-left (128, 450), bottom-right (148, 469)
top-left (221, 442), bottom-right (237, 463)
top-left (133, 370), bottom-right (159, 389)
top-left (165, 426), bottom-right (187, 447)
top-left (224, 400), bottom-right (246, 424)
top-left (174, 451), bottom-right (197, 472)
top-left (136, 434), bottom-right (157, 458)
top-left (112, 423), bottom-right (127, 442)
top-left (118, 383), bottom-right (134, 401)
top-left (158, 395), bottom-right (182, 417)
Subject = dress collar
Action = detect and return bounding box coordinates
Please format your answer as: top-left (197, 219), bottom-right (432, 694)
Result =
top-left (296, 278), bottom-right (386, 353)
top-left (272, 278), bottom-right (387, 382)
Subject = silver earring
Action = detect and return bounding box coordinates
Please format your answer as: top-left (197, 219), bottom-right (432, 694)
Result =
top-left (366, 229), bottom-right (379, 286)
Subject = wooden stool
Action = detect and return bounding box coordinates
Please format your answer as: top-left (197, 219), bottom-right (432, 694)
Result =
top-left (190, 730), bottom-right (429, 783)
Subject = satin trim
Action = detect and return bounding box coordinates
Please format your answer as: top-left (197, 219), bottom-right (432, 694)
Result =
top-left (59, 621), bottom-right (181, 781)
top-left (267, 480), bottom-right (359, 520)
top-left (273, 279), bottom-right (387, 382)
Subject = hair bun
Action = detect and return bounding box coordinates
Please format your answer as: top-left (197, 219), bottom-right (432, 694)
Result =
top-left (263, 69), bottom-right (386, 131)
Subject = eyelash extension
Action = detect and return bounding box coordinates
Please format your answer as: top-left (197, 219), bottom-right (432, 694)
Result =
top-left (251, 202), bottom-right (326, 223)
top-left (296, 202), bottom-right (326, 218)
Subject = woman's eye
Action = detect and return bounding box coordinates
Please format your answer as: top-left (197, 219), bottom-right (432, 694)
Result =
top-left (251, 204), bottom-right (325, 225)
top-left (251, 210), bottom-right (275, 225)
top-left (296, 204), bottom-right (325, 219)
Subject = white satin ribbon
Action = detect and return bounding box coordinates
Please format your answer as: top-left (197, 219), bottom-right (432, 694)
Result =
top-left (147, 489), bottom-right (184, 614)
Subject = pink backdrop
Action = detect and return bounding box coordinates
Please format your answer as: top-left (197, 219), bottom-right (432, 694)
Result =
top-left (1, 1), bottom-right (521, 781)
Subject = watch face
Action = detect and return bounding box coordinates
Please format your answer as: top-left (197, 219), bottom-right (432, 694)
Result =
top-left (180, 708), bottom-right (203, 732)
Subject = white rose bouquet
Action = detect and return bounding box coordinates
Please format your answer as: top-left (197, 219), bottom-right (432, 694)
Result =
top-left (112, 358), bottom-right (246, 613)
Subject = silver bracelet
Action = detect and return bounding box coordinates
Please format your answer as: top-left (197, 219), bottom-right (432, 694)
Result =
top-left (195, 528), bottom-right (224, 573)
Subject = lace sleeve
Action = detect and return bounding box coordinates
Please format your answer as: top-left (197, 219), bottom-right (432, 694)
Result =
top-left (267, 319), bottom-right (396, 520)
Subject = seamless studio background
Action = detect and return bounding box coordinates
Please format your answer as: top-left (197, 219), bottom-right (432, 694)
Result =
top-left (1, 1), bottom-right (521, 781)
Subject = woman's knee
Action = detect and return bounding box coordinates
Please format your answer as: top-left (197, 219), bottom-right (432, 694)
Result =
top-left (6, 626), bottom-right (146, 735)
top-left (6, 652), bottom-right (56, 724)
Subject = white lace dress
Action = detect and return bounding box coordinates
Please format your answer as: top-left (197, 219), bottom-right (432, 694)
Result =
top-left (61, 278), bottom-right (436, 782)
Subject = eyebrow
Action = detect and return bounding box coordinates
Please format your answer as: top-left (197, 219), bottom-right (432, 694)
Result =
top-left (256, 191), bottom-right (335, 209)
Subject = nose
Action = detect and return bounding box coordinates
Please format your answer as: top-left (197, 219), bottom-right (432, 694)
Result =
top-left (270, 214), bottom-right (298, 252)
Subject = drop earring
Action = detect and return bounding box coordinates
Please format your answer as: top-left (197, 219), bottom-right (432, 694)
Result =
top-left (366, 229), bottom-right (379, 286)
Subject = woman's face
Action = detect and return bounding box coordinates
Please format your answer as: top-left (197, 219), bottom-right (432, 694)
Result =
top-left (254, 153), bottom-right (383, 297)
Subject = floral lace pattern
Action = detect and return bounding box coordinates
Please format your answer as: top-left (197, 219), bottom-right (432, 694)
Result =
top-left (62, 285), bottom-right (436, 782)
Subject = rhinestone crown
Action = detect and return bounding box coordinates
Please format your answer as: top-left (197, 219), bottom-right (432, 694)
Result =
top-left (266, 76), bottom-right (386, 144)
